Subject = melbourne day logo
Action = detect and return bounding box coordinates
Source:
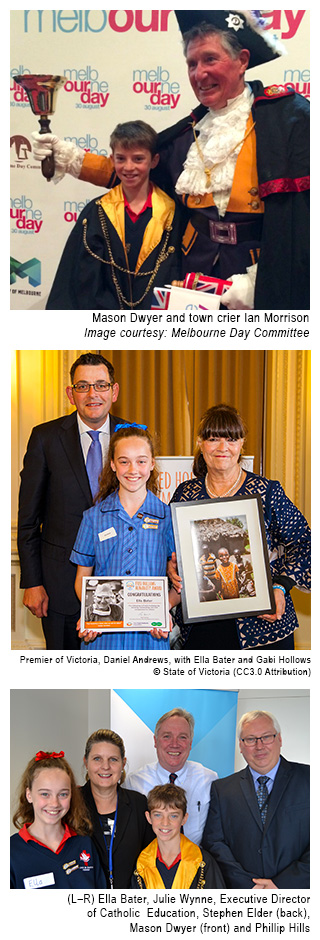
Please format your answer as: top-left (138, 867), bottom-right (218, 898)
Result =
top-left (10, 195), bottom-right (43, 235)
top-left (11, 63), bottom-right (111, 112)
top-left (132, 65), bottom-right (181, 112)
top-left (63, 66), bottom-right (110, 110)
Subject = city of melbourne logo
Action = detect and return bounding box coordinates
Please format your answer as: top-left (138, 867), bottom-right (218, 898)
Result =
top-left (10, 256), bottom-right (41, 288)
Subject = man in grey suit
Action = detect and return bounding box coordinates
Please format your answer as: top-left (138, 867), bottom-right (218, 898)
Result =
top-left (202, 710), bottom-right (309, 888)
top-left (18, 352), bottom-right (125, 650)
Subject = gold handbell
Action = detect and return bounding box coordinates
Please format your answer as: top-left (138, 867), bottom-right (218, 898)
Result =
top-left (14, 74), bottom-right (66, 116)
top-left (14, 73), bottom-right (66, 180)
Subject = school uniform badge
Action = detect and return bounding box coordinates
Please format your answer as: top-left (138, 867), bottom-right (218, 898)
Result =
top-left (79, 850), bottom-right (91, 866)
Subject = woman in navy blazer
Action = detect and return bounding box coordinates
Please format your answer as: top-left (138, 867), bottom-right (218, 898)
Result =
top-left (80, 728), bottom-right (153, 887)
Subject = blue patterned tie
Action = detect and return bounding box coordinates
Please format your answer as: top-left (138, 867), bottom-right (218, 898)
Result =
top-left (86, 430), bottom-right (103, 497)
top-left (257, 775), bottom-right (269, 825)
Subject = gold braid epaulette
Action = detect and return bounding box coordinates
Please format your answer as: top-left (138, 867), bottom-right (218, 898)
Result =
top-left (196, 861), bottom-right (206, 889)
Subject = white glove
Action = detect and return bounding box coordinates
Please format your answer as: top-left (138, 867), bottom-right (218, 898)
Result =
top-left (222, 263), bottom-right (257, 309)
top-left (31, 132), bottom-right (85, 183)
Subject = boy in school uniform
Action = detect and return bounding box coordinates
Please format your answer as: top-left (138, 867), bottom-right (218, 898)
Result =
top-left (132, 784), bottom-right (225, 889)
top-left (46, 120), bottom-right (181, 310)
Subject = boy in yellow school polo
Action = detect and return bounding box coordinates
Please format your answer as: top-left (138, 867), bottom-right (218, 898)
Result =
top-left (133, 784), bottom-right (224, 889)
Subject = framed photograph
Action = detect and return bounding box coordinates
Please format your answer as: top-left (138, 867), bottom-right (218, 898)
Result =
top-left (80, 576), bottom-right (169, 633)
top-left (171, 495), bottom-right (276, 623)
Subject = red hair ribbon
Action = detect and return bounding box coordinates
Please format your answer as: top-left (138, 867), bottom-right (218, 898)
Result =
top-left (35, 750), bottom-right (65, 762)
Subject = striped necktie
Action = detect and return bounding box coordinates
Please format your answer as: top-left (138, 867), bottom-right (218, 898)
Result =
top-left (257, 775), bottom-right (269, 825)
top-left (86, 430), bottom-right (103, 497)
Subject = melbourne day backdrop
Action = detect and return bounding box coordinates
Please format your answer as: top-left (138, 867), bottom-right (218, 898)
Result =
top-left (10, 9), bottom-right (310, 309)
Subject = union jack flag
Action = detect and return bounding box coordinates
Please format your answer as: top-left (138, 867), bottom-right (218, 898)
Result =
top-left (151, 287), bottom-right (171, 309)
top-left (183, 273), bottom-right (232, 295)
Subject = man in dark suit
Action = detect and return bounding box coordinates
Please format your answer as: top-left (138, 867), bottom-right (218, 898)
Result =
top-left (18, 352), bottom-right (126, 650)
top-left (202, 710), bottom-right (310, 888)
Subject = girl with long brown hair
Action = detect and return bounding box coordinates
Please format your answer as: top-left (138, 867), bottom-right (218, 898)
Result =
top-left (70, 424), bottom-right (179, 651)
top-left (11, 751), bottom-right (106, 888)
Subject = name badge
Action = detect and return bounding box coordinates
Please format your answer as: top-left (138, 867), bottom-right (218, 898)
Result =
top-left (98, 527), bottom-right (117, 542)
top-left (23, 871), bottom-right (55, 889)
top-left (142, 523), bottom-right (158, 530)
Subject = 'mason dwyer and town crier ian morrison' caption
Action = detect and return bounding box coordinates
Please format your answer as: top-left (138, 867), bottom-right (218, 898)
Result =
top-left (83, 311), bottom-right (310, 343)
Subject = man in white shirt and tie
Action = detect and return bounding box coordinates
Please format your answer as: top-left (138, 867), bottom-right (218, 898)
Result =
top-left (124, 707), bottom-right (218, 845)
top-left (18, 353), bottom-right (126, 649)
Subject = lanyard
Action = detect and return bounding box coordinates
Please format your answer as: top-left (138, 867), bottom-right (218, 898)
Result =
top-left (99, 796), bottom-right (118, 888)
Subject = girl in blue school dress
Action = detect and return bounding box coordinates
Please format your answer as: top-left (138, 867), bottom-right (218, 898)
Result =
top-left (70, 424), bottom-right (179, 650)
top-left (10, 751), bottom-right (106, 888)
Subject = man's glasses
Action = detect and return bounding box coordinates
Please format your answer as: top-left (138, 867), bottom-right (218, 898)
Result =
top-left (72, 382), bottom-right (113, 392)
top-left (241, 733), bottom-right (278, 747)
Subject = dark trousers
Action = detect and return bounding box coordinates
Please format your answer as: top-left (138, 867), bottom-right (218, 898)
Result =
top-left (41, 610), bottom-right (81, 650)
